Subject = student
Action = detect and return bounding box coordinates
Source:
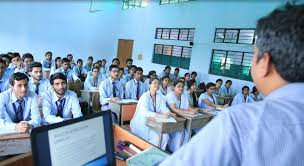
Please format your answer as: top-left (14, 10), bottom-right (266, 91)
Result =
top-left (73, 59), bottom-right (87, 81)
top-left (160, 5), bottom-right (304, 165)
top-left (8, 53), bottom-right (22, 71)
top-left (158, 76), bottom-right (172, 96)
top-left (0, 72), bottom-right (41, 131)
top-left (84, 67), bottom-right (103, 90)
top-left (99, 65), bottom-right (124, 111)
top-left (125, 67), bottom-right (145, 100)
top-left (50, 57), bottom-right (62, 75)
top-left (159, 66), bottom-right (172, 80)
top-left (144, 70), bottom-right (157, 92)
top-left (106, 58), bottom-right (120, 77)
top-left (190, 71), bottom-right (197, 82)
top-left (21, 53), bottom-right (34, 77)
top-left (55, 58), bottom-right (80, 82)
top-left (124, 58), bottom-right (133, 75)
top-left (214, 79), bottom-right (223, 97)
top-left (171, 68), bottom-right (180, 82)
top-left (186, 79), bottom-right (198, 108)
top-left (0, 59), bottom-right (13, 93)
top-left (41, 51), bottom-right (54, 72)
top-left (221, 80), bottom-right (235, 97)
top-left (42, 73), bottom-right (83, 124)
top-left (183, 73), bottom-right (190, 91)
top-left (84, 56), bottom-right (93, 72)
top-left (123, 65), bottom-right (137, 83)
top-left (231, 86), bottom-right (254, 106)
top-left (99, 59), bottom-right (107, 76)
top-left (250, 86), bottom-right (264, 101)
top-left (67, 54), bottom-right (76, 69)
top-left (130, 78), bottom-right (174, 150)
top-left (118, 68), bottom-right (126, 89)
top-left (166, 80), bottom-right (199, 152)
top-left (198, 82), bottom-right (228, 110)
top-left (28, 62), bottom-right (51, 98)
top-left (0, 54), bottom-right (11, 67)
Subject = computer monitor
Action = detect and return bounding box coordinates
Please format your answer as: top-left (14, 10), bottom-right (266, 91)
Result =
top-left (31, 111), bottom-right (115, 166)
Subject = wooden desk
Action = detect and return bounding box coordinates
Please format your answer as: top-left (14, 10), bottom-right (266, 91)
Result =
top-left (217, 96), bottom-right (233, 105)
top-left (0, 132), bottom-right (31, 157)
top-left (145, 117), bottom-right (186, 148)
top-left (178, 114), bottom-right (212, 141)
top-left (0, 125), bottom-right (155, 166)
top-left (109, 101), bottom-right (137, 125)
top-left (80, 90), bottom-right (100, 113)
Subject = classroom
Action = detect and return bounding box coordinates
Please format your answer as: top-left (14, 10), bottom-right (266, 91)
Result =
top-left (0, 0), bottom-right (303, 166)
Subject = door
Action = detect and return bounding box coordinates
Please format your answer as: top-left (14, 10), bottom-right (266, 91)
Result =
top-left (117, 39), bottom-right (134, 68)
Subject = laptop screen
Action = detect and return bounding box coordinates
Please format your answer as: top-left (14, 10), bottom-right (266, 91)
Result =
top-left (31, 111), bottom-right (115, 166)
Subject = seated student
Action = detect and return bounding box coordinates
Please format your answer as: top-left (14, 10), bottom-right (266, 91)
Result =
top-left (0, 72), bottom-right (41, 131)
top-left (21, 53), bottom-right (34, 77)
top-left (158, 66), bottom-right (172, 80)
top-left (171, 68), bottom-right (180, 82)
top-left (190, 71), bottom-right (197, 82)
top-left (41, 51), bottom-right (54, 72)
top-left (221, 80), bottom-right (236, 97)
top-left (124, 58), bottom-right (133, 75)
top-left (84, 56), bottom-right (93, 72)
top-left (9, 53), bottom-right (23, 71)
top-left (50, 57), bottom-right (62, 75)
top-left (144, 70), bottom-right (157, 92)
top-left (55, 58), bottom-right (80, 82)
top-left (130, 78), bottom-right (175, 150)
top-left (106, 58), bottom-right (120, 77)
top-left (249, 86), bottom-right (264, 102)
top-left (123, 65), bottom-right (137, 83)
top-left (99, 65), bottom-right (124, 111)
top-left (231, 86), bottom-right (254, 106)
top-left (0, 59), bottom-right (12, 93)
top-left (166, 80), bottom-right (199, 152)
top-left (198, 82), bottom-right (228, 110)
top-left (99, 59), bottom-right (107, 77)
top-left (125, 67), bottom-right (145, 100)
top-left (84, 67), bottom-right (103, 90)
top-left (118, 68), bottom-right (126, 89)
top-left (42, 73), bottom-right (83, 124)
top-left (214, 79), bottom-right (223, 97)
top-left (67, 54), bottom-right (76, 69)
top-left (186, 79), bottom-right (198, 108)
top-left (0, 54), bottom-right (11, 67)
top-left (183, 73), bottom-right (190, 91)
top-left (73, 59), bottom-right (87, 81)
top-left (158, 76), bottom-right (172, 96)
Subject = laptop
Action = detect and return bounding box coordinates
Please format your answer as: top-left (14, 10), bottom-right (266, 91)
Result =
top-left (31, 111), bottom-right (115, 166)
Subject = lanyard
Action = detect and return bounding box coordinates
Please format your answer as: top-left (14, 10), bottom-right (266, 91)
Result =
top-left (150, 93), bottom-right (156, 112)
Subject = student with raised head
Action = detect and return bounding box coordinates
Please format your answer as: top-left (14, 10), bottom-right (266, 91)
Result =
top-left (84, 66), bottom-right (103, 90)
top-left (67, 54), bottom-right (76, 69)
top-left (0, 72), bottom-right (41, 131)
top-left (214, 79), bottom-right (223, 97)
top-left (171, 68), bottom-right (180, 82)
top-left (41, 51), bottom-right (54, 72)
top-left (183, 73), bottom-right (190, 91)
top-left (198, 82), bottom-right (228, 110)
top-left (123, 65), bottom-right (137, 83)
top-left (125, 67), bottom-right (145, 100)
top-left (158, 76), bottom-right (172, 96)
top-left (9, 53), bottom-right (22, 71)
top-left (161, 4), bottom-right (304, 165)
top-left (99, 59), bottom-right (107, 77)
top-left (84, 56), bottom-right (94, 72)
top-left (21, 53), bottom-right (34, 77)
top-left (166, 80), bottom-right (199, 152)
top-left (0, 54), bottom-right (11, 67)
top-left (190, 71), bottom-right (197, 82)
top-left (99, 65), bottom-right (124, 111)
top-left (55, 58), bottom-right (80, 82)
top-left (73, 59), bottom-right (87, 81)
top-left (130, 78), bottom-right (175, 150)
top-left (50, 57), bottom-right (61, 75)
top-left (250, 86), bottom-right (264, 101)
top-left (221, 80), bottom-right (235, 97)
top-left (158, 65), bottom-right (172, 80)
top-left (42, 73), bottom-right (82, 124)
top-left (0, 59), bottom-right (12, 93)
top-left (231, 86), bottom-right (254, 106)
top-left (118, 68), bottom-right (126, 89)
top-left (186, 79), bottom-right (198, 108)
top-left (124, 58), bottom-right (133, 75)
top-left (144, 70), bottom-right (157, 91)
top-left (111, 58), bottom-right (120, 67)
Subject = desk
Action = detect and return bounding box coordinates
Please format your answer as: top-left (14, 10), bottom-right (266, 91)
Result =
top-left (109, 101), bottom-right (137, 125)
top-left (80, 90), bottom-right (100, 113)
top-left (0, 132), bottom-right (30, 157)
top-left (0, 125), bottom-right (155, 166)
top-left (145, 117), bottom-right (185, 148)
top-left (178, 114), bottom-right (212, 141)
top-left (217, 96), bottom-right (233, 105)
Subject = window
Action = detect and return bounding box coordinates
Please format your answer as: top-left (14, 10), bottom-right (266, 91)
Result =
top-left (152, 44), bottom-right (192, 69)
top-left (122, 0), bottom-right (147, 10)
top-left (160, 0), bottom-right (192, 4)
top-left (155, 28), bottom-right (195, 41)
top-left (214, 28), bottom-right (256, 45)
top-left (209, 49), bottom-right (253, 81)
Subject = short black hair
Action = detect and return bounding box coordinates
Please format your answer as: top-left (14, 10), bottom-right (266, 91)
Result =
top-left (9, 72), bottom-right (29, 86)
top-left (112, 58), bottom-right (119, 63)
top-left (55, 57), bottom-right (61, 62)
top-left (88, 56), bottom-right (93, 61)
top-left (136, 67), bottom-right (143, 73)
top-left (109, 64), bottom-right (119, 71)
top-left (251, 86), bottom-right (258, 93)
top-left (164, 66), bottom-right (171, 70)
top-left (67, 54), bottom-right (73, 58)
top-left (22, 53), bottom-right (34, 61)
top-left (29, 62), bottom-right (42, 72)
top-left (119, 68), bottom-right (124, 72)
top-left (184, 73), bottom-right (190, 77)
top-left (101, 59), bottom-right (107, 63)
top-left (242, 86), bottom-right (250, 91)
top-left (0, 54), bottom-right (11, 62)
top-left (187, 79), bottom-right (196, 89)
top-left (206, 82), bottom-right (216, 89)
top-left (173, 80), bottom-right (184, 87)
top-left (148, 70), bottom-right (156, 77)
top-left (62, 58), bottom-right (70, 63)
top-left (226, 80), bottom-right (232, 84)
top-left (11, 52), bottom-right (20, 59)
top-left (77, 59), bottom-right (83, 64)
top-left (0, 59), bottom-right (6, 65)
top-left (174, 68), bottom-right (180, 72)
top-left (45, 51), bottom-right (52, 56)
top-left (216, 79), bottom-right (223, 83)
top-left (126, 58), bottom-right (133, 63)
top-left (50, 73), bottom-right (67, 85)
top-left (191, 71), bottom-right (197, 76)
top-left (256, 4), bottom-right (304, 82)
top-left (161, 75), bottom-right (170, 81)
top-left (130, 65), bottom-right (137, 70)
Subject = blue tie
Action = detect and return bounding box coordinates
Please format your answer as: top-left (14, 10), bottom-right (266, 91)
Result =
top-left (56, 98), bottom-right (66, 118)
top-left (136, 82), bottom-right (140, 100)
top-left (15, 99), bottom-right (24, 123)
top-left (35, 83), bottom-right (40, 95)
top-left (112, 81), bottom-right (117, 97)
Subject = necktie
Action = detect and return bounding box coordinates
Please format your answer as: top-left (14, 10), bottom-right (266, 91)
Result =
top-left (56, 98), bottom-right (66, 118)
top-left (48, 61), bottom-right (51, 68)
top-left (136, 81), bottom-right (140, 100)
top-left (15, 99), bottom-right (24, 123)
top-left (79, 67), bottom-right (82, 76)
top-left (227, 88), bottom-right (229, 95)
top-left (35, 83), bottom-right (40, 95)
top-left (0, 80), bottom-right (2, 93)
top-left (112, 81), bottom-right (117, 97)
top-left (210, 95), bottom-right (215, 104)
top-left (244, 96), bottom-right (247, 103)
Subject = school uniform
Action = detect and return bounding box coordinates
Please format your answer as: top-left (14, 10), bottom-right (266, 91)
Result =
top-left (50, 65), bottom-right (60, 75)
top-left (84, 75), bottom-right (104, 90)
top-left (221, 86), bottom-right (235, 97)
top-left (158, 71), bottom-right (173, 80)
top-left (166, 92), bottom-right (191, 152)
top-left (99, 78), bottom-right (124, 111)
top-left (124, 74), bottom-right (133, 83)
top-left (118, 77), bottom-right (126, 90)
top-left (125, 79), bottom-right (145, 100)
top-left (99, 66), bottom-right (107, 77)
top-left (144, 78), bottom-right (151, 92)
top-left (73, 66), bottom-right (87, 77)
top-left (28, 77), bottom-right (51, 96)
top-left (158, 85), bottom-right (173, 96)
top-left (198, 92), bottom-right (218, 110)
top-left (130, 91), bottom-right (171, 150)
top-left (42, 88), bottom-right (83, 124)
top-left (171, 74), bottom-right (180, 83)
top-left (160, 83), bottom-right (304, 166)
top-left (249, 93), bottom-right (264, 102)
top-left (0, 89), bottom-right (41, 130)
top-left (84, 63), bottom-right (93, 73)
top-left (55, 67), bottom-right (80, 82)
top-left (231, 93), bottom-right (254, 106)
top-left (41, 59), bottom-right (54, 71)
top-left (0, 69), bottom-right (13, 93)
top-left (124, 67), bottom-right (129, 75)
top-left (186, 91), bottom-right (198, 108)
top-left (214, 87), bottom-right (222, 97)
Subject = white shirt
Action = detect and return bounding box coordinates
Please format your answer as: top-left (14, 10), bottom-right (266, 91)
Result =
top-left (158, 85), bottom-right (173, 96)
top-left (84, 75), bottom-right (104, 90)
top-left (166, 91), bottom-right (189, 110)
top-left (125, 79), bottom-right (145, 100)
top-left (28, 77), bottom-right (51, 96)
top-left (73, 66), bottom-right (87, 76)
top-left (198, 92), bottom-right (217, 109)
top-left (99, 78), bottom-right (124, 110)
top-left (0, 69), bottom-right (13, 93)
top-left (231, 93), bottom-right (254, 106)
top-left (55, 67), bottom-right (80, 81)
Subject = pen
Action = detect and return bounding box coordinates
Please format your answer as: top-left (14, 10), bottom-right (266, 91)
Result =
top-left (117, 145), bottom-right (133, 157)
